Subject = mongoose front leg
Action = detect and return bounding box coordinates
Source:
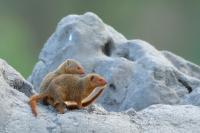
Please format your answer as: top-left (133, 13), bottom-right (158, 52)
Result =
top-left (55, 102), bottom-right (66, 114)
top-left (52, 87), bottom-right (66, 114)
top-left (54, 97), bottom-right (66, 114)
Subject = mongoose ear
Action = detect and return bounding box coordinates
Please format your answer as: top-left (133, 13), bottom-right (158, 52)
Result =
top-left (66, 60), bottom-right (70, 66)
top-left (90, 75), bottom-right (95, 81)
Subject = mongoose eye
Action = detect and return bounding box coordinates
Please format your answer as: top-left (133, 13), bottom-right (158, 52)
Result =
top-left (77, 66), bottom-right (81, 70)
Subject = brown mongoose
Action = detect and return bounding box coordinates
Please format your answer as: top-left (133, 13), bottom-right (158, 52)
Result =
top-left (29, 73), bottom-right (107, 116)
top-left (49, 74), bottom-right (107, 113)
top-left (40, 59), bottom-right (85, 93)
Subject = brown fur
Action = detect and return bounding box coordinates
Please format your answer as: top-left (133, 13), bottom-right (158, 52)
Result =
top-left (29, 73), bottom-right (107, 116)
top-left (40, 59), bottom-right (84, 93)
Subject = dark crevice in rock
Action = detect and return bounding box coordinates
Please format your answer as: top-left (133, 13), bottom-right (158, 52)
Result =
top-left (114, 44), bottom-right (135, 62)
top-left (123, 54), bottom-right (135, 62)
top-left (122, 51), bottom-right (130, 61)
top-left (39, 58), bottom-right (47, 65)
top-left (2, 70), bottom-right (33, 97)
top-left (11, 80), bottom-right (34, 97)
top-left (102, 39), bottom-right (113, 56)
top-left (178, 79), bottom-right (192, 93)
top-left (109, 83), bottom-right (116, 91)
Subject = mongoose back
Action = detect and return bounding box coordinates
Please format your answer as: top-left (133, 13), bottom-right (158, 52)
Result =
top-left (29, 73), bottom-right (107, 116)
top-left (40, 59), bottom-right (84, 93)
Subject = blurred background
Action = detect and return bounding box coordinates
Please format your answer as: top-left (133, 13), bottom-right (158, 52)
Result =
top-left (0, 0), bottom-right (200, 77)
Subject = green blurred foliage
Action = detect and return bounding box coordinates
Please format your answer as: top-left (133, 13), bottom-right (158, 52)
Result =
top-left (0, 0), bottom-right (200, 77)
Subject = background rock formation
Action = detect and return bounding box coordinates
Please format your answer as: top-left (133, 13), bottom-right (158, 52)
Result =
top-left (1, 12), bottom-right (200, 133)
top-left (29, 12), bottom-right (200, 111)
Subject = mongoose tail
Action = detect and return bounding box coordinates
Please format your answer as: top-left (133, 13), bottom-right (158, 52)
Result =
top-left (28, 93), bottom-right (48, 117)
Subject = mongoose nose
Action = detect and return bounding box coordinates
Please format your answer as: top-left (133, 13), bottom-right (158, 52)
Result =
top-left (80, 71), bottom-right (85, 74)
top-left (103, 80), bottom-right (107, 85)
top-left (80, 72), bottom-right (85, 77)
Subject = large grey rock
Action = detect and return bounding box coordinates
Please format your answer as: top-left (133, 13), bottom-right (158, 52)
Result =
top-left (29, 12), bottom-right (200, 111)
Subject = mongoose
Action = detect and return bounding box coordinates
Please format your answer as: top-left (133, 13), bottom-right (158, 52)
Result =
top-left (40, 59), bottom-right (85, 93)
top-left (29, 73), bottom-right (107, 116)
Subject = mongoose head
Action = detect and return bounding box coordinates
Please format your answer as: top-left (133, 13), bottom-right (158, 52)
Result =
top-left (88, 74), bottom-right (107, 88)
top-left (59, 59), bottom-right (85, 74)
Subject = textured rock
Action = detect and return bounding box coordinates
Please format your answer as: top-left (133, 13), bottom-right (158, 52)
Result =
top-left (29, 12), bottom-right (200, 111)
top-left (0, 76), bottom-right (200, 133)
top-left (0, 59), bottom-right (34, 96)
top-left (136, 104), bottom-right (200, 133)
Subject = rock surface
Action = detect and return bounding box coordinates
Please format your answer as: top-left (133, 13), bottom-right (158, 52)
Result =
top-left (29, 12), bottom-right (200, 111)
top-left (136, 104), bottom-right (200, 133)
top-left (0, 59), bottom-right (34, 97)
top-left (1, 72), bottom-right (200, 132)
top-left (1, 12), bottom-right (200, 133)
